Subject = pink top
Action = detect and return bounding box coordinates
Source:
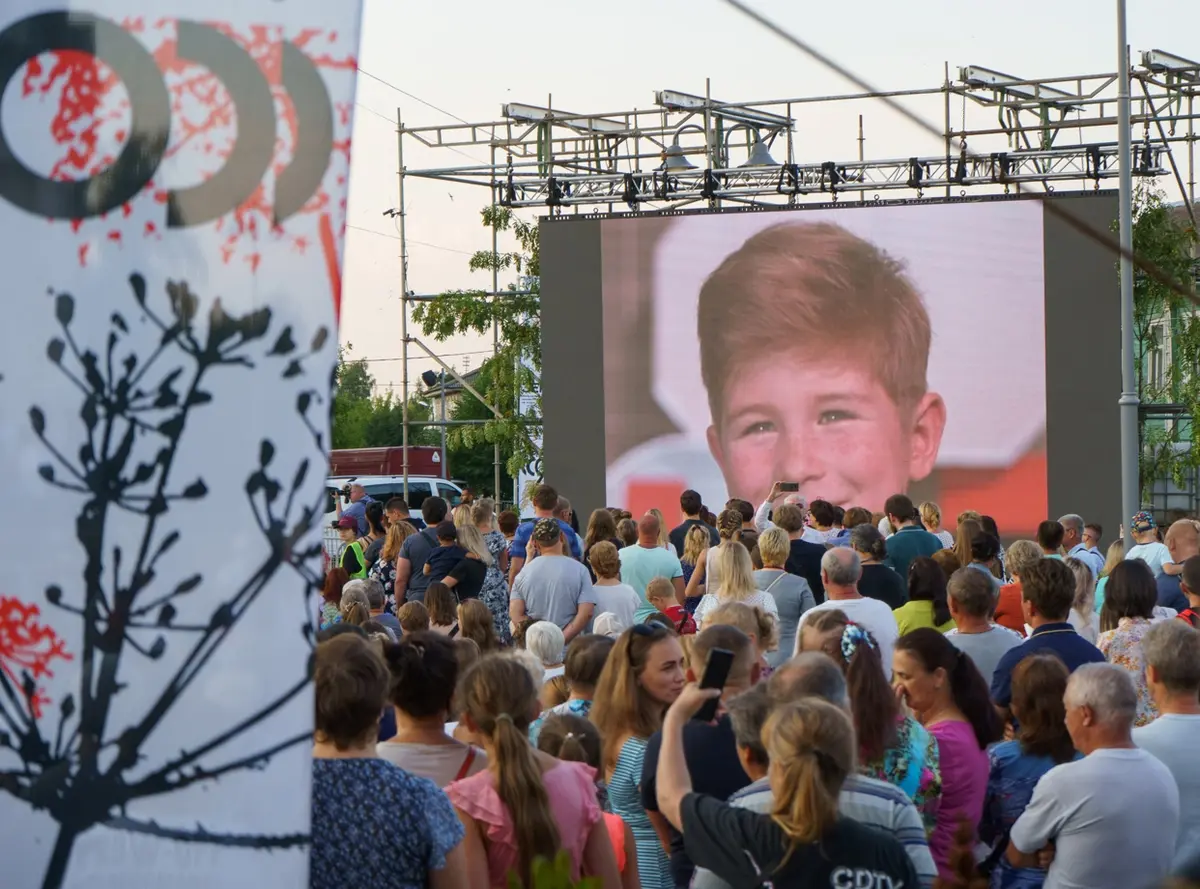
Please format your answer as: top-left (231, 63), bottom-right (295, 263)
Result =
top-left (927, 720), bottom-right (989, 882)
top-left (446, 760), bottom-right (602, 886)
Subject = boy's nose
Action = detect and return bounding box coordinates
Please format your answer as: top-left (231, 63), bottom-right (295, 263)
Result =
top-left (777, 437), bottom-right (827, 490)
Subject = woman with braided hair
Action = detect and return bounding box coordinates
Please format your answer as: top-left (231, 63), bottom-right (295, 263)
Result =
top-left (799, 610), bottom-right (943, 840)
top-left (445, 654), bottom-right (621, 888)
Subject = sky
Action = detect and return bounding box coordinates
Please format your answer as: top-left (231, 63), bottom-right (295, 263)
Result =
top-left (340, 0), bottom-right (1200, 398)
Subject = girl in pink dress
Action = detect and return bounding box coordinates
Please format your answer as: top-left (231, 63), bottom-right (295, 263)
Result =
top-left (446, 654), bottom-right (622, 888)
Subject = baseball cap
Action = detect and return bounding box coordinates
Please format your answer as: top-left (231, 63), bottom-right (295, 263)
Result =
top-left (1131, 511), bottom-right (1157, 533)
top-left (532, 517), bottom-right (562, 544)
top-left (331, 515), bottom-right (357, 530)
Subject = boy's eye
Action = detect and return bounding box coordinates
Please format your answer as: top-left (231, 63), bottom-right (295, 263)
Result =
top-left (818, 409), bottom-right (857, 425)
top-left (739, 420), bottom-right (775, 436)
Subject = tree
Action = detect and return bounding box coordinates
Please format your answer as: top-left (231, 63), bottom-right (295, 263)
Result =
top-left (331, 346), bottom-right (435, 449)
top-left (1130, 185), bottom-right (1200, 498)
top-left (410, 205), bottom-right (541, 478)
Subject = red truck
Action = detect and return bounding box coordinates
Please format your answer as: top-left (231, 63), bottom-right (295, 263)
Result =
top-left (329, 446), bottom-right (446, 478)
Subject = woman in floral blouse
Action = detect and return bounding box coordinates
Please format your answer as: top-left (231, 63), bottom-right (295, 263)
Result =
top-left (799, 609), bottom-right (943, 834)
top-left (1098, 559), bottom-right (1164, 726)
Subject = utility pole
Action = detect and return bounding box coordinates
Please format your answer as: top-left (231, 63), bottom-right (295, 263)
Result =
top-left (1117, 0), bottom-right (1140, 543)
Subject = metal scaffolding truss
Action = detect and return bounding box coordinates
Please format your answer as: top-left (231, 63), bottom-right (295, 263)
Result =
top-left (399, 55), bottom-right (1199, 211)
top-left (393, 53), bottom-right (1200, 503)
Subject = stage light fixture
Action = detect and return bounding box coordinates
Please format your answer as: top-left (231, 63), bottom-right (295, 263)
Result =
top-left (958, 66), bottom-right (1081, 106)
top-left (740, 137), bottom-right (779, 167)
top-left (661, 137), bottom-right (697, 171)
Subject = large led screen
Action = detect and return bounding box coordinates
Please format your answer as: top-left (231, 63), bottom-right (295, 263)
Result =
top-left (541, 194), bottom-right (1121, 540)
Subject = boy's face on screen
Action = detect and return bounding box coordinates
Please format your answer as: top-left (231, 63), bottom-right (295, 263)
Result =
top-left (705, 352), bottom-right (946, 512)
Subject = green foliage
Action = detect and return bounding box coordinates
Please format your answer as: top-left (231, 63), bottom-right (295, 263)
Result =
top-left (331, 345), bottom-right (436, 450)
top-left (1129, 184), bottom-right (1200, 496)
top-left (504, 851), bottom-right (601, 889)
top-left (410, 205), bottom-right (542, 478)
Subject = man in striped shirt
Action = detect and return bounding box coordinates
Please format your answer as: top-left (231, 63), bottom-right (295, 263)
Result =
top-left (691, 653), bottom-right (937, 889)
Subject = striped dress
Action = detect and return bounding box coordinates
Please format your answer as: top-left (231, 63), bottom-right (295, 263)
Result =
top-left (608, 736), bottom-right (672, 889)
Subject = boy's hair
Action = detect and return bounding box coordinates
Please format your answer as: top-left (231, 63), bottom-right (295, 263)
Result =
top-left (645, 576), bottom-right (674, 603)
top-left (809, 499), bottom-right (837, 528)
top-left (697, 222), bottom-right (932, 425)
top-left (397, 600), bottom-right (430, 633)
top-left (1037, 520), bottom-right (1065, 551)
top-left (498, 510), bottom-right (520, 535)
top-left (531, 484), bottom-right (559, 511)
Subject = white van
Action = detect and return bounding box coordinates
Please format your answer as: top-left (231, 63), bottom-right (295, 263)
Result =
top-left (322, 475), bottom-right (464, 568)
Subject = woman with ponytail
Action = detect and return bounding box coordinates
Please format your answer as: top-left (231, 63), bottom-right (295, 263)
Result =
top-left (799, 609), bottom-right (942, 836)
top-left (446, 654), bottom-right (622, 888)
top-left (893, 628), bottom-right (1002, 882)
top-left (654, 688), bottom-right (919, 887)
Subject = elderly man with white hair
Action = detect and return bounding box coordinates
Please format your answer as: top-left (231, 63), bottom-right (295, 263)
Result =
top-left (1060, 513), bottom-right (1104, 578)
top-left (794, 547), bottom-right (899, 677)
top-left (1134, 619), bottom-right (1200, 867)
top-left (753, 482), bottom-right (824, 544)
top-left (1007, 663), bottom-right (1179, 889)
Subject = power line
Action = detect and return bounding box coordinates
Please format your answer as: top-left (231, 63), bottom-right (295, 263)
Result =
top-left (355, 67), bottom-right (487, 164)
top-left (345, 224), bottom-right (475, 256)
top-left (358, 350), bottom-right (493, 364)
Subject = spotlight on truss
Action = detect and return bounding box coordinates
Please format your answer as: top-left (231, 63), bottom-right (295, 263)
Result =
top-left (661, 137), bottom-right (696, 171)
top-left (1141, 50), bottom-right (1200, 81)
top-left (740, 137), bottom-right (779, 167)
top-left (958, 66), bottom-right (1082, 107)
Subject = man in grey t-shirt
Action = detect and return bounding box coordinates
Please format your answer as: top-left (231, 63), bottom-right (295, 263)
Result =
top-left (1134, 619), bottom-right (1200, 868)
top-left (1008, 664), bottom-right (1178, 889)
top-left (945, 567), bottom-right (1022, 686)
top-left (510, 518), bottom-right (596, 642)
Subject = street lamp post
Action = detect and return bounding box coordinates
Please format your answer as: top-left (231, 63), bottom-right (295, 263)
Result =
top-left (1117, 0), bottom-right (1141, 544)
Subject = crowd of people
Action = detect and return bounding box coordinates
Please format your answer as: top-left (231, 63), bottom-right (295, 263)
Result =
top-left (312, 481), bottom-right (1200, 889)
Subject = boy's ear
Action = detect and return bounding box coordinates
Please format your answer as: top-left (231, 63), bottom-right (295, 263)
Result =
top-left (706, 423), bottom-right (726, 473)
top-left (907, 391), bottom-right (947, 481)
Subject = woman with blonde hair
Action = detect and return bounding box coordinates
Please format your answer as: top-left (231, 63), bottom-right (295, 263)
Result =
top-left (753, 527), bottom-right (815, 667)
top-left (446, 655), bottom-right (622, 888)
top-left (453, 503), bottom-right (474, 529)
top-left (952, 519), bottom-right (984, 573)
top-left (680, 524), bottom-right (709, 600)
top-left (1094, 537), bottom-right (1126, 614)
top-left (647, 508), bottom-right (671, 550)
top-left (919, 501), bottom-right (954, 549)
top-left (704, 600), bottom-right (778, 673)
top-left (683, 509), bottom-right (744, 603)
top-left (654, 689), bottom-right (919, 887)
top-left (994, 540), bottom-right (1042, 636)
top-left (1065, 556), bottom-right (1098, 643)
top-left (591, 624), bottom-right (686, 889)
top-left (693, 541), bottom-right (778, 630)
top-left (369, 520), bottom-right (416, 609)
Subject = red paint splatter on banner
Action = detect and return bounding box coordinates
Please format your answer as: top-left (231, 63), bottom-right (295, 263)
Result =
top-left (16, 17), bottom-right (355, 316)
top-left (0, 597), bottom-right (72, 719)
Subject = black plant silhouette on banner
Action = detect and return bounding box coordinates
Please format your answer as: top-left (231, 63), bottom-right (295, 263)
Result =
top-left (0, 274), bottom-right (331, 889)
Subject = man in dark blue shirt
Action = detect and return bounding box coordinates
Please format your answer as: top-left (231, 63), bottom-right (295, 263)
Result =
top-left (508, 483), bottom-right (582, 585)
top-left (883, 494), bottom-right (944, 581)
top-left (991, 557), bottom-right (1105, 719)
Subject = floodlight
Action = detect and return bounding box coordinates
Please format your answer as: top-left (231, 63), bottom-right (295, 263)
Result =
top-left (958, 66), bottom-right (1081, 106)
top-left (661, 138), bottom-right (696, 171)
top-left (741, 137), bottom-right (779, 167)
top-left (1141, 50), bottom-right (1200, 81)
top-left (421, 370), bottom-right (439, 388)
